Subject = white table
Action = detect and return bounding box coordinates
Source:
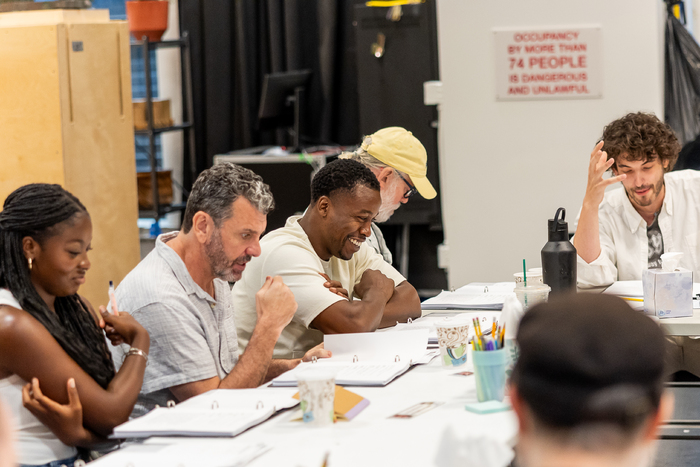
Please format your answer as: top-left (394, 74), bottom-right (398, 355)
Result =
top-left (101, 356), bottom-right (517, 467)
top-left (422, 307), bottom-right (700, 337)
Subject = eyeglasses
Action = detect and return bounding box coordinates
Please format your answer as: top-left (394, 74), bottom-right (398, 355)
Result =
top-left (395, 171), bottom-right (417, 199)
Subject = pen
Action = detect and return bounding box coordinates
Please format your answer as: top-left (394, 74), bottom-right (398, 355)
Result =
top-left (491, 317), bottom-right (497, 337)
top-left (108, 280), bottom-right (119, 316)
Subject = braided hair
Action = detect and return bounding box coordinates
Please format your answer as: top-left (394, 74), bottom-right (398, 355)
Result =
top-left (0, 184), bottom-right (115, 388)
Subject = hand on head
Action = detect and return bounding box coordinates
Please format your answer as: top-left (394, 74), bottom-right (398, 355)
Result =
top-left (584, 141), bottom-right (626, 208)
top-left (255, 276), bottom-right (298, 333)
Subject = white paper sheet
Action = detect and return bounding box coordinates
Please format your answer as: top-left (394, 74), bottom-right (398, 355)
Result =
top-left (324, 328), bottom-right (429, 363)
top-left (177, 388), bottom-right (299, 412)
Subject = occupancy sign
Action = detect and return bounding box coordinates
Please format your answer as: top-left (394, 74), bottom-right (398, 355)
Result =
top-left (493, 26), bottom-right (602, 100)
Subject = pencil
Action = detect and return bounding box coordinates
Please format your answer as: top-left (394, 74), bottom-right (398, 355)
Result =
top-left (621, 296), bottom-right (644, 302)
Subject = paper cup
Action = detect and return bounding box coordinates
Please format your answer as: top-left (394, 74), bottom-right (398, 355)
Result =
top-left (514, 271), bottom-right (543, 288)
top-left (435, 318), bottom-right (470, 367)
top-left (296, 369), bottom-right (336, 427)
top-left (513, 284), bottom-right (550, 311)
top-left (472, 348), bottom-right (508, 402)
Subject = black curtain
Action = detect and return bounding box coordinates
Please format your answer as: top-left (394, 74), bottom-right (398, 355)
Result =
top-left (179, 0), bottom-right (364, 188)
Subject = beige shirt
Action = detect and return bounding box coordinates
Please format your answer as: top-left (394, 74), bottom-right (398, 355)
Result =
top-left (232, 215), bottom-right (406, 359)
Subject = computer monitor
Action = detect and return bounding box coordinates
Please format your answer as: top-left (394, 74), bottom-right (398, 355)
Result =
top-left (257, 69), bottom-right (312, 151)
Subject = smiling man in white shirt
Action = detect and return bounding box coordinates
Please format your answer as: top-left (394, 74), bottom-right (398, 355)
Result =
top-left (572, 112), bottom-right (700, 375)
top-left (233, 159), bottom-right (421, 359)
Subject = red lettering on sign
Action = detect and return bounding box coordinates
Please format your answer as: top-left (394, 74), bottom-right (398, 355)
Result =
top-left (527, 55), bottom-right (587, 70)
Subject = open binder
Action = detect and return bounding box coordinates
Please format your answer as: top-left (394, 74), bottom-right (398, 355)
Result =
top-left (271, 329), bottom-right (433, 387)
top-left (110, 389), bottom-right (296, 438)
top-left (270, 358), bottom-right (410, 387)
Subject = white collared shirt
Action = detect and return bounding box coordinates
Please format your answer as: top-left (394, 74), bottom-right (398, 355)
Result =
top-left (573, 170), bottom-right (700, 288)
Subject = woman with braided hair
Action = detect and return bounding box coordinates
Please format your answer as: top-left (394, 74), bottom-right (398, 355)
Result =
top-left (0, 183), bottom-right (150, 467)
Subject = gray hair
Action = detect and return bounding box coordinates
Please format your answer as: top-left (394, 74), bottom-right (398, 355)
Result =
top-left (182, 162), bottom-right (274, 233)
top-left (339, 146), bottom-right (388, 171)
top-left (339, 143), bottom-right (410, 181)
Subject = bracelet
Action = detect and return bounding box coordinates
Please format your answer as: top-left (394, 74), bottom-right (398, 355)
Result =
top-left (124, 347), bottom-right (148, 365)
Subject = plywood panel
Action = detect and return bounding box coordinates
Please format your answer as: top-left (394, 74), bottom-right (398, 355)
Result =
top-left (0, 9), bottom-right (109, 27)
top-left (0, 24), bottom-right (65, 199)
top-left (60, 21), bottom-right (140, 308)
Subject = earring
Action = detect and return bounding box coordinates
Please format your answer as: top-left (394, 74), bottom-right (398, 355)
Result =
top-left (28, 258), bottom-right (32, 271)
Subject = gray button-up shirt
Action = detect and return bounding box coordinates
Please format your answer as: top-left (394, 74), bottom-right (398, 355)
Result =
top-left (110, 232), bottom-right (238, 417)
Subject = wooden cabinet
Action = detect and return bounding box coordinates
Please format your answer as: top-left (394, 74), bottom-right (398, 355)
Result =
top-left (0, 9), bottom-right (140, 308)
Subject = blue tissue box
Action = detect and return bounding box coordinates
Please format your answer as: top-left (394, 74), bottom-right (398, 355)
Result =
top-left (642, 268), bottom-right (693, 318)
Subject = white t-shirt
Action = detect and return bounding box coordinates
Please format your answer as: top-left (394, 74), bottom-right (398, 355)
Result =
top-left (573, 170), bottom-right (700, 288)
top-left (0, 288), bottom-right (77, 465)
top-left (232, 215), bottom-right (406, 359)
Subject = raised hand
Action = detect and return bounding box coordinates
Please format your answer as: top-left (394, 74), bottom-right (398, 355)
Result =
top-left (255, 276), bottom-right (298, 333)
top-left (99, 306), bottom-right (149, 348)
top-left (583, 141), bottom-right (626, 209)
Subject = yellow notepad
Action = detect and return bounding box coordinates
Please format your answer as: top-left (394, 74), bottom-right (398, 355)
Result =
top-left (293, 386), bottom-right (370, 421)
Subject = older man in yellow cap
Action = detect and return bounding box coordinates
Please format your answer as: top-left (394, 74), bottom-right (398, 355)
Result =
top-left (340, 127), bottom-right (437, 264)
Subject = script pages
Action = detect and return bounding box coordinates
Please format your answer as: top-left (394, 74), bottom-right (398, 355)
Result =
top-left (421, 282), bottom-right (516, 310)
top-left (111, 388), bottom-right (299, 438)
top-left (271, 329), bottom-right (432, 387)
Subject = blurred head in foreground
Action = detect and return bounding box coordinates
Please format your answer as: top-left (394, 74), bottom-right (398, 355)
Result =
top-left (510, 294), bottom-right (672, 467)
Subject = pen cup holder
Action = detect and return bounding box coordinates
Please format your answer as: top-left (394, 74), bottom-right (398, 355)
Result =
top-left (472, 348), bottom-right (508, 403)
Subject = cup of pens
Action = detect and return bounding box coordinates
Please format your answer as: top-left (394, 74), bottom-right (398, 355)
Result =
top-left (471, 318), bottom-right (508, 402)
top-left (435, 317), bottom-right (471, 367)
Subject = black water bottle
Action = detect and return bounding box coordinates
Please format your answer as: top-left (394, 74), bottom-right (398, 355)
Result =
top-left (541, 207), bottom-right (577, 295)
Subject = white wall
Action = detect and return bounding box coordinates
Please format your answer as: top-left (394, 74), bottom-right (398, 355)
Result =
top-left (435, 0), bottom-right (665, 287)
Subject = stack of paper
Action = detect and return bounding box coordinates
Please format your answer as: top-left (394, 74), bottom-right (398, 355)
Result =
top-left (271, 329), bottom-right (435, 387)
top-left (604, 280), bottom-right (700, 311)
top-left (111, 407), bottom-right (275, 438)
top-left (271, 360), bottom-right (411, 387)
top-left (111, 388), bottom-right (299, 439)
top-left (421, 282), bottom-right (516, 310)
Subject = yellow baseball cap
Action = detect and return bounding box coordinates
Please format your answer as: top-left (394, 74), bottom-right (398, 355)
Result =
top-left (361, 127), bottom-right (437, 200)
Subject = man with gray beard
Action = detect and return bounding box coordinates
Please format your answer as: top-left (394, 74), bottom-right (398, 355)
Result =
top-left (110, 163), bottom-right (328, 417)
top-left (339, 127), bottom-right (437, 264)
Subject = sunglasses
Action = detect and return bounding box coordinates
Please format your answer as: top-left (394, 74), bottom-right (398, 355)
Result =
top-left (396, 171), bottom-right (417, 199)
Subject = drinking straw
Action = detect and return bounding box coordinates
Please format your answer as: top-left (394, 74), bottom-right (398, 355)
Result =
top-left (523, 259), bottom-right (528, 308)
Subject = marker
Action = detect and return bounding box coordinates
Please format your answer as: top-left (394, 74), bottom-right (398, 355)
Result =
top-left (108, 280), bottom-right (119, 316)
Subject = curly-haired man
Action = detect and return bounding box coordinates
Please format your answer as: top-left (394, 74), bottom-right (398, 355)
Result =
top-left (232, 159), bottom-right (421, 359)
top-left (572, 112), bottom-right (700, 375)
top-left (572, 112), bottom-right (696, 287)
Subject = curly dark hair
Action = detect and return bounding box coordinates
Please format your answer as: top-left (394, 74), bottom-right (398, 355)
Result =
top-left (601, 112), bottom-right (681, 172)
top-left (311, 159), bottom-right (380, 202)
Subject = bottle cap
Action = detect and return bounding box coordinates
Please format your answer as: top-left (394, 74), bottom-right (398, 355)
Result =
top-left (548, 208), bottom-right (568, 241)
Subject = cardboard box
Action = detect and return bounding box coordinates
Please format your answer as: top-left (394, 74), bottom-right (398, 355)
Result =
top-left (642, 268), bottom-right (693, 318)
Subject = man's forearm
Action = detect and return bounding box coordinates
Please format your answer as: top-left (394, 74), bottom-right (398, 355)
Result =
top-left (219, 322), bottom-right (281, 389)
top-left (379, 282), bottom-right (421, 328)
top-left (572, 203), bottom-right (602, 264)
top-left (264, 359), bottom-right (301, 383)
